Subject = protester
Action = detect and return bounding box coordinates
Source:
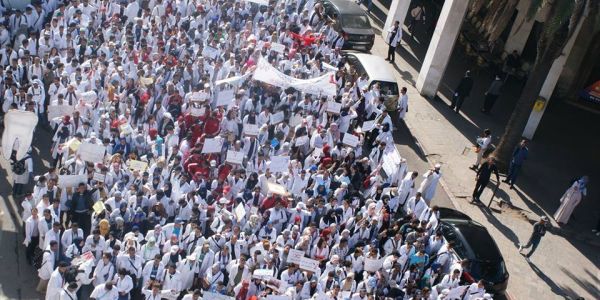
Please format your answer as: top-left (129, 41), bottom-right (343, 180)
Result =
top-left (1, 1), bottom-right (494, 299)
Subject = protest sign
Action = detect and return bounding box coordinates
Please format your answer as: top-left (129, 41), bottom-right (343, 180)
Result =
top-left (267, 182), bottom-right (287, 195)
top-left (129, 160), bottom-right (148, 172)
top-left (299, 257), bottom-right (320, 273)
top-left (270, 111), bottom-right (284, 124)
top-left (93, 172), bottom-right (105, 182)
top-left (78, 142), bottom-right (105, 163)
top-left (342, 133), bottom-right (359, 147)
top-left (202, 46), bottom-right (219, 59)
top-left (65, 138), bottom-right (81, 152)
top-left (270, 42), bottom-right (286, 53)
top-left (287, 249), bottom-right (305, 264)
top-left (295, 135), bottom-right (309, 146)
top-left (266, 296), bottom-right (288, 300)
top-left (48, 105), bottom-right (74, 120)
top-left (234, 203), bottom-right (246, 221)
top-left (326, 101), bottom-right (342, 114)
top-left (246, 0), bottom-right (269, 5)
top-left (215, 73), bottom-right (251, 86)
top-left (58, 175), bottom-right (87, 188)
top-left (202, 138), bottom-right (223, 153)
top-left (190, 91), bottom-right (208, 102)
top-left (253, 269), bottom-right (272, 278)
top-left (289, 115), bottom-right (303, 127)
top-left (364, 258), bottom-right (383, 272)
top-left (216, 89), bottom-right (235, 107)
top-left (202, 292), bottom-right (234, 300)
top-left (79, 91), bottom-right (97, 103)
top-left (119, 123), bottom-right (133, 135)
top-left (92, 201), bottom-right (105, 214)
top-left (190, 106), bottom-right (205, 117)
top-left (243, 124), bottom-right (259, 136)
top-left (269, 156), bottom-right (290, 173)
top-left (226, 150), bottom-right (244, 165)
top-left (361, 120), bottom-right (376, 132)
top-left (265, 277), bottom-right (287, 293)
top-left (71, 251), bottom-right (95, 266)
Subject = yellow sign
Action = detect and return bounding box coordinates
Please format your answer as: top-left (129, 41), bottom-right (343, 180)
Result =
top-left (92, 201), bottom-right (105, 214)
top-left (533, 97), bottom-right (546, 112)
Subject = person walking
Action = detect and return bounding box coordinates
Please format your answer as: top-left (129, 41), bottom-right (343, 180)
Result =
top-left (503, 139), bottom-right (528, 188)
top-left (408, 2), bottom-right (426, 38)
top-left (519, 216), bottom-right (548, 258)
top-left (397, 87), bottom-right (408, 122)
top-left (449, 70), bottom-right (474, 113)
top-left (471, 129), bottom-right (492, 170)
top-left (481, 75), bottom-right (503, 114)
top-left (554, 176), bottom-right (588, 225)
top-left (472, 157), bottom-right (500, 203)
top-left (385, 21), bottom-right (402, 64)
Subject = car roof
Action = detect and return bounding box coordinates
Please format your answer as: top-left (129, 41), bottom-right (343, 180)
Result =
top-left (442, 219), bottom-right (503, 262)
top-left (326, 0), bottom-right (366, 15)
top-left (346, 52), bottom-right (397, 83)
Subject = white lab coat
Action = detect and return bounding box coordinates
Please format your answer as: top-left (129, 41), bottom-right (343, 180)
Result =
top-left (418, 170), bottom-right (441, 202)
top-left (46, 269), bottom-right (65, 300)
top-left (386, 26), bottom-right (402, 47)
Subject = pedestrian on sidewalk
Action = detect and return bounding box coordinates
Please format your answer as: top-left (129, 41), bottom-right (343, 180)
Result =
top-left (519, 216), bottom-right (548, 258)
top-left (471, 129), bottom-right (492, 170)
top-left (481, 75), bottom-right (503, 114)
top-left (554, 176), bottom-right (588, 225)
top-left (408, 2), bottom-right (426, 38)
top-left (397, 87), bottom-right (408, 121)
top-left (449, 70), bottom-right (473, 113)
top-left (472, 157), bottom-right (500, 203)
top-left (503, 139), bottom-right (528, 188)
top-left (385, 21), bottom-right (402, 64)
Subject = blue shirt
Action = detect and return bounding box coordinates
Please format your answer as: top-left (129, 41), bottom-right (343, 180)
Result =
top-left (512, 146), bottom-right (528, 165)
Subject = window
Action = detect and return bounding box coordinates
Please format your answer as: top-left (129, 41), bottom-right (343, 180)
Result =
top-left (341, 15), bottom-right (371, 29)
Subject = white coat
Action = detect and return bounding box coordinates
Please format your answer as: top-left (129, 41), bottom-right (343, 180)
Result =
top-left (161, 271), bottom-right (182, 300)
top-left (46, 269), bottom-right (65, 300)
top-left (386, 26), bottom-right (402, 47)
top-left (418, 170), bottom-right (441, 202)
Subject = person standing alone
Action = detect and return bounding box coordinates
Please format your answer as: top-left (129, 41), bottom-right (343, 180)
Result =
top-left (385, 21), bottom-right (402, 64)
top-left (503, 139), bottom-right (528, 188)
top-left (472, 157), bottom-right (500, 203)
top-left (519, 216), bottom-right (548, 259)
top-left (481, 75), bottom-right (503, 114)
top-left (450, 70), bottom-right (474, 113)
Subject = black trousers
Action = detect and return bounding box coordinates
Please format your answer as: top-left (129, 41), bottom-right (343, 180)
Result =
top-left (450, 93), bottom-right (467, 112)
top-left (387, 45), bottom-right (396, 61)
top-left (26, 236), bottom-right (39, 264)
top-left (72, 211), bottom-right (92, 236)
top-left (483, 94), bottom-right (499, 112)
top-left (473, 179), bottom-right (489, 200)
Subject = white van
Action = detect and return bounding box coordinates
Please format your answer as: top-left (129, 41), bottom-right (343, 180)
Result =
top-left (343, 52), bottom-right (400, 111)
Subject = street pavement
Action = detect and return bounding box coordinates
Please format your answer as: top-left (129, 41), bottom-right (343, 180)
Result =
top-left (363, 2), bottom-right (600, 299)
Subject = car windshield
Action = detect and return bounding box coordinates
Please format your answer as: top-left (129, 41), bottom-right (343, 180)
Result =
top-left (456, 224), bottom-right (502, 261)
top-left (342, 14), bottom-right (371, 29)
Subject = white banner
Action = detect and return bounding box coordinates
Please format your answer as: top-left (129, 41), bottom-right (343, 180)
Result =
top-left (267, 182), bottom-right (287, 195)
top-left (215, 73), bottom-right (252, 86)
top-left (129, 160), bottom-right (148, 172)
top-left (58, 175), bottom-right (88, 188)
top-left (234, 203), bottom-right (246, 221)
top-left (364, 258), bottom-right (383, 272)
top-left (287, 249), bottom-right (305, 264)
top-left (243, 124), bottom-right (259, 136)
top-left (216, 89), bottom-right (235, 107)
top-left (361, 120), bottom-right (376, 132)
top-left (202, 138), bottom-right (223, 153)
top-left (270, 111), bottom-right (284, 124)
top-left (202, 46), bottom-right (219, 59)
top-left (270, 42), bottom-right (286, 53)
top-left (48, 105), bottom-right (74, 120)
top-left (326, 101), bottom-right (342, 114)
top-left (269, 155), bottom-right (290, 173)
top-left (299, 257), bottom-right (320, 273)
top-left (253, 57), bottom-right (337, 97)
top-left (342, 133), bottom-right (359, 147)
top-left (78, 142), bottom-right (105, 163)
top-left (246, 0), bottom-right (269, 5)
top-left (226, 150), bottom-right (244, 165)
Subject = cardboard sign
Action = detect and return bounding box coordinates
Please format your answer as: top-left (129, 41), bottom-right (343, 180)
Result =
top-left (190, 106), bottom-right (205, 117)
top-left (48, 105), bottom-right (74, 120)
top-left (202, 292), bottom-right (234, 300)
top-left (326, 101), bottom-right (342, 114)
top-left (269, 156), bottom-right (290, 173)
top-left (364, 257), bottom-right (383, 272)
top-left (361, 120), bottom-right (376, 132)
top-left (243, 124), bottom-right (259, 136)
top-left (253, 269), bottom-right (272, 278)
top-left (119, 123), bottom-right (133, 135)
top-left (267, 182), bottom-right (287, 195)
top-left (295, 135), bottom-right (309, 147)
top-left (234, 203), bottom-right (246, 221)
top-left (298, 257), bottom-right (320, 273)
top-left (58, 175), bottom-right (88, 188)
top-left (92, 201), bottom-right (105, 214)
top-left (226, 150), bottom-right (244, 165)
top-left (129, 160), bottom-right (148, 172)
top-left (202, 138), bottom-right (223, 153)
top-left (270, 42), bottom-right (286, 53)
top-left (78, 142), bottom-right (105, 163)
top-left (287, 249), bottom-right (305, 264)
top-left (65, 138), bottom-right (81, 152)
top-left (246, 0), bottom-right (269, 5)
top-left (92, 172), bottom-right (105, 182)
top-left (342, 133), bottom-right (359, 147)
top-left (289, 115), bottom-right (303, 128)
top-left (270, 111), bottom-right (284, 124)
top-left (202, 46), bottom-right (219, 59)
top-left (216, 89), bottom-right (235, 107)
top-left (190, 92), bottom-right (208, 102)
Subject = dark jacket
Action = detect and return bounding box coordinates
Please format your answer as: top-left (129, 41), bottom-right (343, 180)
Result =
top-left (456, 76), bottom-right (474, 97)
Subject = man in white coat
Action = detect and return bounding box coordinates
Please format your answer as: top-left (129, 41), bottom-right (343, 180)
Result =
top-left (46, 261), bottom-right (70, 300)
top-left (405, 192), bottom-right (428, 219)
top-left (177, 255), bottom-right (197, 292)
top-left (392, 171), bottom-right (418, 213)
top-left (161, 263), bottom-right (182, 300)
top-left (385, 20), bottom-right (402, 63)
top-left (397, 87), bottom-right (408, 121)
top-left (418, 164), bottom-right (442, 204)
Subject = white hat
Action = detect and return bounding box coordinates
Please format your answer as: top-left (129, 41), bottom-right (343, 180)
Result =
top-left (434, 163), bottom-right (442, 169)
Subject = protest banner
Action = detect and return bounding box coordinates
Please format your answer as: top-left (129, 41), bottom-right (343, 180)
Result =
top-left (65, 138), bottom-right (81, 152)
top-left (266, 296), bottom-right (288, 300)
top-left (361, 120), bottom-right (376, 132)
top-left (58, 175), bottom-right (87, 188)
top-left (216, 89), bottom-right (235, 107)
top-left (202, 138), bottom-right (223, 153)
top-left (202, 292), bottom-right (234, 300)
top-left (269, 156), bottom-right (290, 173)
top-left (326, 101), bottom-right (342, 114)
top-left (93, 172), bottom-right (105, 182)
top-left (342, 133), bottom-right (359, 147)
top-left (71, 251), bottom-right (95, 266)
top-left (190, 106), bottom-right (205, 117)
top-left (270, 42), bottom-right (286, 53)
top-left (92, 201), bottom-right (105, 214)
top-left (215, 73), bottom-right (252, 86)
top-left (270, 111), bottom-right (284, 124)
top-left (226, 150), bottom-right (244, 165)
top-left (364, 257), bottom-right (383, 272)
top-left (289, 115), bottom-right (303, 127)
top-left (253, 269), bottom-right (272, 278)
top-left (243, 124), bottom-right (259, 136)
top-left (129, 160), bottom-right (148, 172)
top-left (48, 105), bottom-right (74, 120)
top-left (78, 142), bottom-right (105, 163)
top-left (190, 91), bottom-right (208, 102)
top-left (295, 135), bottom-right (309, 146)
top-left (202, 46), bottom-right (219, 59)
top-left (287, 249), bottom-right (305, 264)
top-left (267, 182), bottom-right (287, 195)
top-left (79, 91), bottom-right (97, 103)
top-left (246, 0), bottom-right (269, 5)
top-left (299, 257), bottom-right (320, 273)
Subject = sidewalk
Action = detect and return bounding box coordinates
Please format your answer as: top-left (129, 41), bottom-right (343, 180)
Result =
top-left (364, 7), bottom-right (600, 300)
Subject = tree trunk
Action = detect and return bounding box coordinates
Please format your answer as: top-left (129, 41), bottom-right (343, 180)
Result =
top-left (468, 0), bottom-right (487, 19)
top-left (478, 0), bottom-right (507, 33)
top-left (487, 0), bottom-right (519, 42)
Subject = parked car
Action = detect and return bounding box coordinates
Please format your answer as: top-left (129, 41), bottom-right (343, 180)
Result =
top-left (343, 51), bottom-right (399, 111)
top-left (439, 209), bottom-right (510, 294)
top-left (320, 0), bottom-right (375, 51)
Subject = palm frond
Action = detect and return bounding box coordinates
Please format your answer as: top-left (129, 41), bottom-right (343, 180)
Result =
top-left (526, 0), bottom-right (544, 20)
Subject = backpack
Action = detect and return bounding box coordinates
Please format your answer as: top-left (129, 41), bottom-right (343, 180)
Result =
top-left (12, 155), bottom-right (30, 175)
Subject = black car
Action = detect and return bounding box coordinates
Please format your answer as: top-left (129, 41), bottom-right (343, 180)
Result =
top-left (438, 209), bottom-right (509, 294)
top-left (320, 0), bottom-right (375, 51)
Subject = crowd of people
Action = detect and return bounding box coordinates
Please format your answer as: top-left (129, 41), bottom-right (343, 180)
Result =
top-left (3, 0), bottom-right (494, 299)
